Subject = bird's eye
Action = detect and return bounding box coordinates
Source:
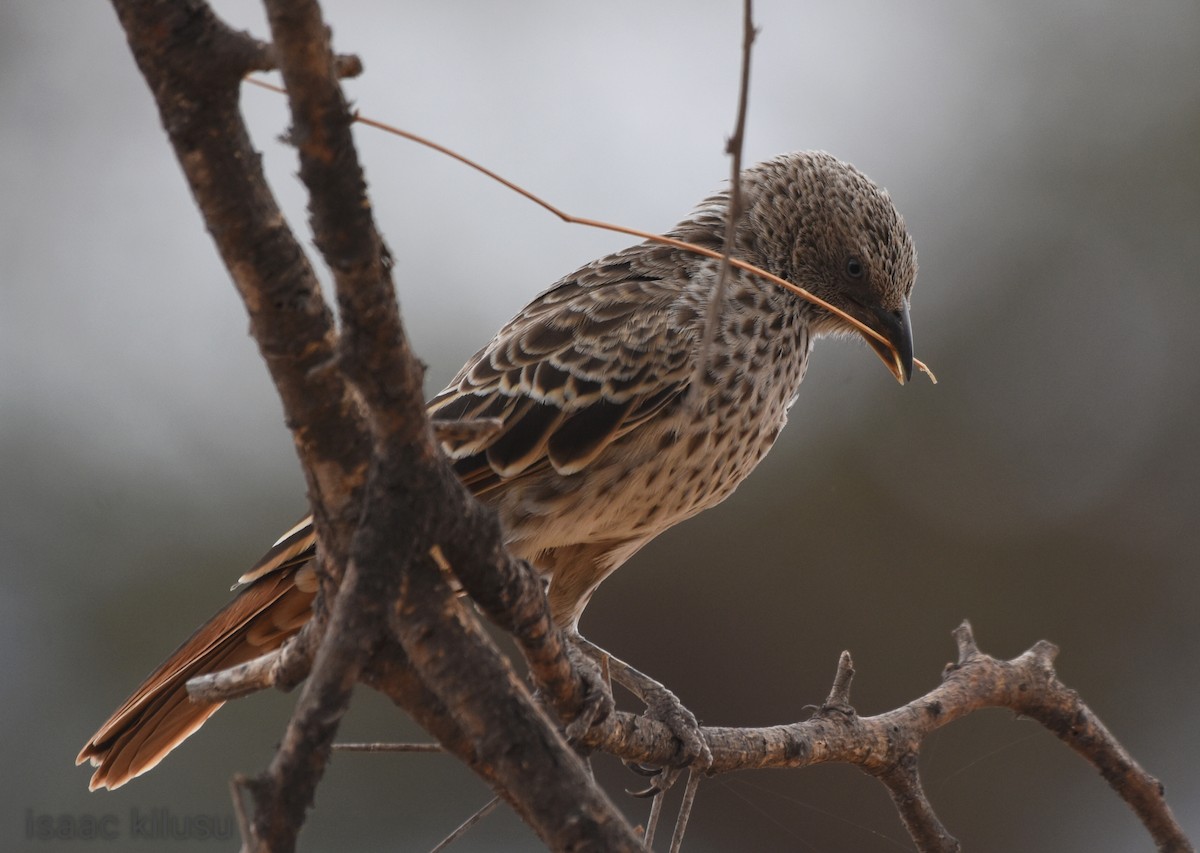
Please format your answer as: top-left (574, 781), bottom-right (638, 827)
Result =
top-left (845, 257), bottom-right (865, 279)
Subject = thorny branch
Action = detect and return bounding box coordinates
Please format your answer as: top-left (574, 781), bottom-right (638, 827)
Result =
top-left (195, 620), bottom-right (1194, 853)
top-left (110, 1), bottom-right (1189, 852)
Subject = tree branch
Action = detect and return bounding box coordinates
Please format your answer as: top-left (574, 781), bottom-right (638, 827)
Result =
top-left (197, 618), bottom-right (1193, 851)
top-left (109, 0), bottom-right (371, 560)
top-left (111, 1), bottom-right (644, 851)
top-left (574, 622), bottom-right (1193, 852)
top-left (107, 3), bottom-right (1192, 851)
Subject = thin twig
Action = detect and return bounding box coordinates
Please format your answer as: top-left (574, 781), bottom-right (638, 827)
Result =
top-left (230, 774), bottom-right (254, 851)
top-left (429, 797), bottom-right (502, 853)
top-left (332, 742), bottom-right (443, 752)
top-left (692, 0), bottom-right (757, 400)
top-left (669, 770), bottom-right (703, 853)
top-left (643, 787), bottom-right (667, 850)
top-left (187, 649), bottom-right (282, 702)
top-left (243, 76), bottom-right (935, 384)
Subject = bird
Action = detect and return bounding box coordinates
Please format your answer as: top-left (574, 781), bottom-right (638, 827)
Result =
top-left (78, 150), bottom-right (918, 790)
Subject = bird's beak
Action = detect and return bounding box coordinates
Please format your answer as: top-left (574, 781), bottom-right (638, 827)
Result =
top-left (862, 299), bottom-right (914, 385)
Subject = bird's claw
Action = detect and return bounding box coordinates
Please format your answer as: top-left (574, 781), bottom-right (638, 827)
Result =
top-left (623, 760), bottom-right (664, 777)
top-left (626, 766), bottom-right (682, 799)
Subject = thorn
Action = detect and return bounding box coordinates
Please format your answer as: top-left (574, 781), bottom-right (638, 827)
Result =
top-left (821, 650), bottom-right (856, 713)
top-left (953, 620), bottom-right (979, 664)
top-left (1031, 639), bottom-right (1060, 664)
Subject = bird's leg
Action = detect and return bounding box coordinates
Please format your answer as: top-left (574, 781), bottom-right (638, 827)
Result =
top-left (559, 636), bottom-right (616, 743)
top-left (571, 635), bottom-right (712, 781)
top-left (526, 635), bottom-right (614, 745)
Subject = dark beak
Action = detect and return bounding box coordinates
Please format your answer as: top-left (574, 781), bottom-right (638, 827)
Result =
top-left (862, 299), bottom-right (914, 385)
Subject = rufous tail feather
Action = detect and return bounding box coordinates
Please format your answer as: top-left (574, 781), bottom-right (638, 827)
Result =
top-left (76, 564), bottom-right (316, 790)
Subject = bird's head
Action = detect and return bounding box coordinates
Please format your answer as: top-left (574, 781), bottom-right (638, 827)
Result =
top-left (740, 151), bottom-right (918, 384)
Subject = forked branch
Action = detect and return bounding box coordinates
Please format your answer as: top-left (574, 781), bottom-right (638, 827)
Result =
top-left (109, 2), bottom-right (1186, 851)
top-left (112, 1), bottom-right (640, 851)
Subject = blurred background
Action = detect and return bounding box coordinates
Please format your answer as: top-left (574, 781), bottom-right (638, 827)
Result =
top-left (3, 1), bottom-right (1197, 850)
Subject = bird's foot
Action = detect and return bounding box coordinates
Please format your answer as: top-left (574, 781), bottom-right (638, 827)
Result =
top-left (620, 676), bottom-right (711, 797)
top-left (635, 674), bottom-right (710, 766)
top-left (571, 635), bottom-right (712, 795)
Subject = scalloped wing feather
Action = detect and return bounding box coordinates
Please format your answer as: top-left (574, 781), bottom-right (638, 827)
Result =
top-left (233, 261), bottom-right (700, 593)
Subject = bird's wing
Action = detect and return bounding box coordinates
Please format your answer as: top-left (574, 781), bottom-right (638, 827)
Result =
top-left (429, 256), bottom-right (702, 491)
top-left (238, 252), bottom-right (703, 586)
top-left (235, 514), bottom-right (317, 586)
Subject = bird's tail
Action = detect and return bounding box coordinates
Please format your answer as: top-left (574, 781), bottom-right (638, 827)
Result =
top-left (75, 564), bottom-right (317, 790)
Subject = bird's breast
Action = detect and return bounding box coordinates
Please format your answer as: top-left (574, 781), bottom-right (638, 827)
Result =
top-left (499, 308), bottom-right (812, 553)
